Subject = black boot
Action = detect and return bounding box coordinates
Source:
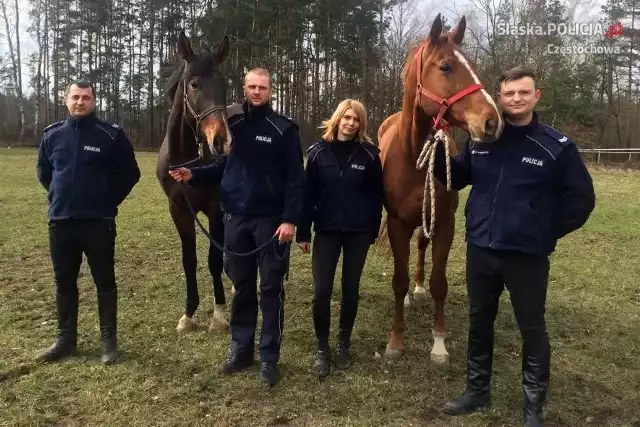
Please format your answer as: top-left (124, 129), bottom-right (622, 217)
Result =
top-left (442, 326), bottom-right (492, 415)
top-left (333, 331), bottom-right (352, 370)
top-left (259, 362), bottom-right (280, 387)
top-left (97, 289), bottom-right (118, 365)
top-left (313, 340), bottom-right (331, 378)
top-left (522, 331), bottom-right (550, 426)
top-left (220, 351), bottom-right (254, 374)
top-left (36, 292), bottom-right (78, 362)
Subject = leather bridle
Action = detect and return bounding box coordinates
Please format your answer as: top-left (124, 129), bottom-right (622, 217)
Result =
top-left (413, 43), bottom-right (484, 131)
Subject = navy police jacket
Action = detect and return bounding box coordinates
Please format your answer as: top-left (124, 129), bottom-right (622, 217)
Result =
top-left (36, 113), bottom-right (141, 220)
top-left (295, 138), bottom-right (384, 243)
top-left (189, 102), bottom-right (305, 224)
top-left (434, 111), bottom-right (595, 256)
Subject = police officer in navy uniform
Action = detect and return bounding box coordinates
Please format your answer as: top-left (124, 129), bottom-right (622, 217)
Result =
top-left (435, 66), bottom-right (595, 426)
top-left (169, 68), bottom-right (305, 387)
top-left (295, 98), bottom-right (383, 378)
top-left (35, 80), bottom-right (140, 365)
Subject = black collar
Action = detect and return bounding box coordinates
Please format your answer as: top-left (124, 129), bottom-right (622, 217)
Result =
top-left (502, 110), bottom-right (539, 136)
top-left (242, 101), bottom-right (272, 120)
top-left (65, 112), bottom-right (98, 127)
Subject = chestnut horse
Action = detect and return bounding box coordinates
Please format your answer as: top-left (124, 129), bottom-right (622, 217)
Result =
top-left (156, 31), bottom-right (234, 333)
top-left (378, 14), bottom-right (503, 363)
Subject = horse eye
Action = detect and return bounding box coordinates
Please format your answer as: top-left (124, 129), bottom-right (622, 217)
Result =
top-left (190, 80), bottom-right (199, 89)
top-left (440, 63), bottom-right (452, 73)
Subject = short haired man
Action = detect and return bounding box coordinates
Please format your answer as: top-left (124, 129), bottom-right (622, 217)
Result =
top-left (169, 68), bottom-right (305, 387)
top-left (36, 80), bottom-right (141, 365)
top-left (435, 66), bottom-right (596, 426)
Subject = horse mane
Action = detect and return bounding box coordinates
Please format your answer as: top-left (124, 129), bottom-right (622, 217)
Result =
top-left (160, 59), bottom-right (186, 103)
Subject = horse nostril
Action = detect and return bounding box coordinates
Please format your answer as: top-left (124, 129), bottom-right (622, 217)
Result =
top-left (484, 119), bottom-right (497, 135)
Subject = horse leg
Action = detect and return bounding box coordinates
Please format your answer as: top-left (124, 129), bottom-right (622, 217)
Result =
top-left (408, 232), bottom-right (430, 308)
top-left (428, 211), bottom-right (455, 365)
top-left (208, 209), bottom-right (228, 332)
top-left (385, 216), bottom-right (413, 360)
top-left (170, 202), bottom-right (199, 333)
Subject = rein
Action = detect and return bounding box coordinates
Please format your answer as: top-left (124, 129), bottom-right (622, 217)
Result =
top-left (168, 81), bottom-right (291, 269)
top-left (413, 43), bottom-right (479, 238)
top-left (416, 130), bottom-right (452, 239)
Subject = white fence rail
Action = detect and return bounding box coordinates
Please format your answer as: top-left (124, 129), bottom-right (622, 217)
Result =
top-left (578, 148), bottom-right (640, 164)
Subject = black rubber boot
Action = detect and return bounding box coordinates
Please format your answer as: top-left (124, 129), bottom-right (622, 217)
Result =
top-left (442, 327), bottom-right (492, 415)
top-left (522, 332), bottom-right (550, 426)
top-left (98, 289), bottom-right (118, 365)
top-left (36, 292), bottom-right (78, 362)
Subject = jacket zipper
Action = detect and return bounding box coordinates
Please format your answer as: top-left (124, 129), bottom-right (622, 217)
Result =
top-left (488, 144), bottom-right (506, 248)
top-left (488, 165), bottom-right (503, 248)
top-left (241, 165), bottom-right (245, 214)
top-left (71, 122), bottom-right (79, 183)
top-left (70, 122), bottom-right (79, 215)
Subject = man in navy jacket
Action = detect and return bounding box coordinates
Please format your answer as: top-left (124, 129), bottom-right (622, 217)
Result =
top-left (437, 67), bottom-right (595, 426)
top-left (35, 80), bottom-right (140, 365)
top-left (169, 68), bottom-right (305, 387)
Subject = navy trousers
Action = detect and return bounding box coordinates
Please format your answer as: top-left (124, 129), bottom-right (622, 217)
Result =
top-left (223, 213), bottom-right (289, 363)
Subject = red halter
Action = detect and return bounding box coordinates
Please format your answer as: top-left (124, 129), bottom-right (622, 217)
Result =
top-left (414, 44), bottom-right (485, 131)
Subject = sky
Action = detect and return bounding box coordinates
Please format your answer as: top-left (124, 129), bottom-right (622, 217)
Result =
top-left (2, 0), bottom-right (609, 94)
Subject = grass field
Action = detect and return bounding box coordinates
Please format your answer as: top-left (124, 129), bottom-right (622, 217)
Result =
top-left (1, 147), bottom-right (638, 427)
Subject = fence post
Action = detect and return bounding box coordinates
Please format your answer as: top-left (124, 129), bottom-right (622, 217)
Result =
top-left (597, 151), bottom-right (601, 164)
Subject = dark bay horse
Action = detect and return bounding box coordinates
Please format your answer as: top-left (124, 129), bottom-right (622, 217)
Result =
top-left (377, 14), bottom-right (503, 363)
top-left (156, 31), bottom-right (234, 333)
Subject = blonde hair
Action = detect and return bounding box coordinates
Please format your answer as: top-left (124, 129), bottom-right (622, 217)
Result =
top-left (320, 99), bottom-right (372, 143)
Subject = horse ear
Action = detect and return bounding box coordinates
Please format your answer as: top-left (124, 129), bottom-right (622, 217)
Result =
top-left (177, 31), bottom-right (195, 62)
top-left (451, 15), bottom-right (467, 45)
top-left (429, 13), bottom-right (443, 45)
top-left (216, 35), bottom-right (230, 64)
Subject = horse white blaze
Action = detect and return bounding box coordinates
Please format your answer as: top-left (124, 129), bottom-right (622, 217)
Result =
top-left (453, 50), bottom-right (503, 135)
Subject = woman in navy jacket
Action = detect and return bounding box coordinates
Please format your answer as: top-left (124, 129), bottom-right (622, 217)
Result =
top-left (296, 99), bottom-right (383, 378)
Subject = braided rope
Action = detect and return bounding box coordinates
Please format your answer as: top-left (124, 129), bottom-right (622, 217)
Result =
top-left (415, 129), bottom-right (452, 239)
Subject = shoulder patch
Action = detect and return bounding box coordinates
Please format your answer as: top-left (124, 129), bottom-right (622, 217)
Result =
top-left (267, 111), bottom-right (296, 135)
top-left (306, 140), bottom-right (323, 155)
top-left (540, 124), bottom-right (573, 147)
top-left (43, 120), bottom-right (64, 132)
top-left (226, 103), bottom-right (244, 119)
top-left (306, 140), bottom-right (328, 161)
top-left (109, 123), bottom-right (121, 129)
top-left (95, 122), bottom-right (119, 140)
top-left (361, 140), bottom-right (381, 154)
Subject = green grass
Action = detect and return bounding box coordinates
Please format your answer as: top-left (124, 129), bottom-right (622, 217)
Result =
top-left (1, 147), bottom-right (638, 427)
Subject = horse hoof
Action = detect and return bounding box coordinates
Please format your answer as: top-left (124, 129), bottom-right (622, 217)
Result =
top-left (403, 294), bottom-right (411, 307)
top-left (413, 285), bottom-right (427, 297)
top-left (384, 345), bottom-right (403, 360)
top-left (176, 315), bottom-right (197, 333)
top-left (430, 352), bottom-right (450, 365)
top-left (430, 329), bottom-right (449, 365)
top-left (208, 305), bottom-right (229, 332)
top-left (208, 317), bottom-right (228, 332)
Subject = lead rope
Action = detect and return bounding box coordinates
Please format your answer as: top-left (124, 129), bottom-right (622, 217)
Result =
top-left (415, 129), bottom-right (452, 239)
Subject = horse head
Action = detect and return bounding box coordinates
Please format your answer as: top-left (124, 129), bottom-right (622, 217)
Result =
top-left (407, 14), bottom-right (503, 143)
top-left (167, 31), bottom-right (232, 158)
